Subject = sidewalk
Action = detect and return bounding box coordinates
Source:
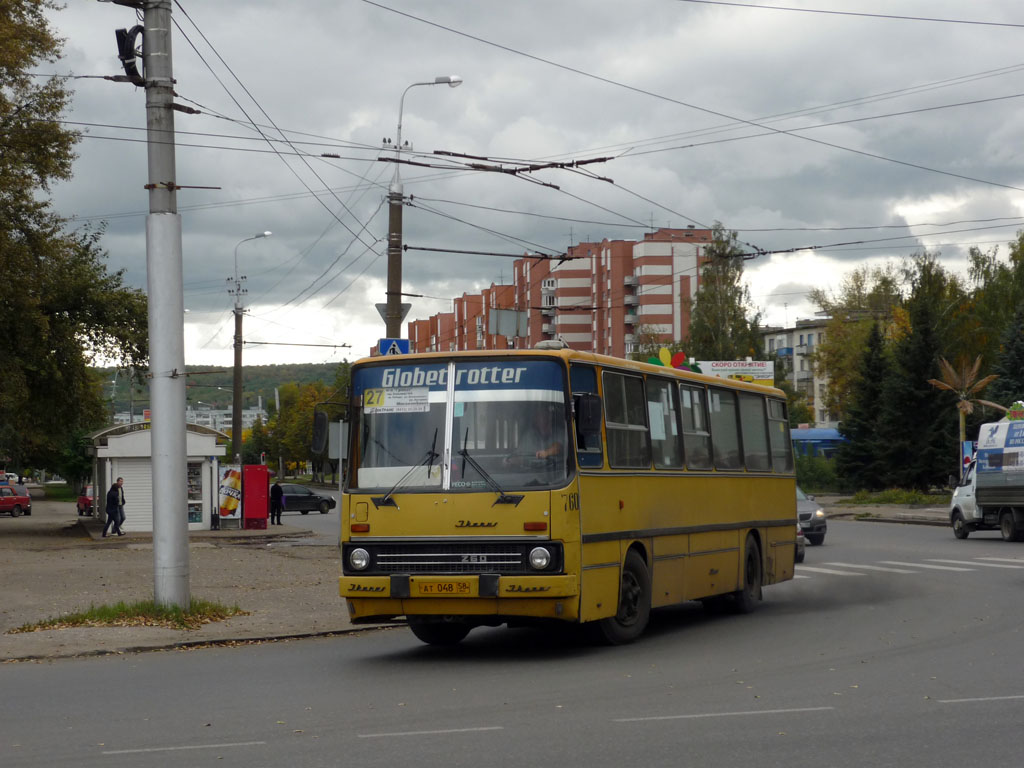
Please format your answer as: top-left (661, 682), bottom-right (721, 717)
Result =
top-left (816, 494), bottom-right (951, 526)
top-left (0, 497), bottom-right (394, 663)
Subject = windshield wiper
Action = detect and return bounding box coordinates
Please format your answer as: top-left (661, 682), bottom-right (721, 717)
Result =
top-left (371, 429), bottom-right (439, 509)
top-left (459, 429), bottom-right (523, 507)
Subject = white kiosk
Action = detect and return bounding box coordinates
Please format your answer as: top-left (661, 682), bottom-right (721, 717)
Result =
top-left (87, 422), bottom-right (228, 532)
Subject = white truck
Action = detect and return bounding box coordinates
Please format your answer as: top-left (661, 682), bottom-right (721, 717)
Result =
top-left (949, 420), bottom-right (1024, 541)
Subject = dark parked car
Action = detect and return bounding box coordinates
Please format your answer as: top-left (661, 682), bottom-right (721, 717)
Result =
top-left (797, 486), bottom-right (827, 545)
top-left (280, 483), bottom-right (336, 515)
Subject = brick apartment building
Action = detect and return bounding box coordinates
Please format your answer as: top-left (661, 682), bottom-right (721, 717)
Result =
top-left (406, 227), bottom-right (712, 357)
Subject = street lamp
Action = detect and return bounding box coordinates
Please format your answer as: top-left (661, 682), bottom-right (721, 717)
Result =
top-left (229, 230), bottom-right (272, 462)
top-left (384, 75), bottom-right (463, 338)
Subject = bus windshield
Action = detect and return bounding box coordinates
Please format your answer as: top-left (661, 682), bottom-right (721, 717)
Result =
top-left (351, 359), bottom-right (570, 492)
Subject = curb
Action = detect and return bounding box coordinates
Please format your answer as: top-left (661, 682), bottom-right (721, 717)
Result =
top-left (2, 622), bottom-right (406, 663)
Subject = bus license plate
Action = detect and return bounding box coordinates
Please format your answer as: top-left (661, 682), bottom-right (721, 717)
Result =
top-left (418, 581), bottom-right (470, 595)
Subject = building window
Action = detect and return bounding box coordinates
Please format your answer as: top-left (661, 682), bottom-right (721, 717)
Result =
top-left (807, 332), bottom-right (814, 345)
top-left (768, 338), bottom-right (775, 353)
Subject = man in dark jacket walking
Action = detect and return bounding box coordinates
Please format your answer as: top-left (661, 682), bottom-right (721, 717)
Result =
top-left (102, 477), bottom-right (126, 537)
top-left (270, 480), bottom-right (284, 525)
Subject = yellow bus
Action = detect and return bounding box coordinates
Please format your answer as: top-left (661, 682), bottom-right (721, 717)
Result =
top-left (340, 344), bottom-right (797, 645)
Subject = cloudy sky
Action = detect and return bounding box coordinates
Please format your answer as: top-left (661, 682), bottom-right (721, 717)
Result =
top-left (45, 1), bottom-right (1024, 366)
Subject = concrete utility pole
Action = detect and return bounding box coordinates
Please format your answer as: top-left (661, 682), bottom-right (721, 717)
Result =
top-left (384, 76), bottom-right (462, 338)
top-left (143, 0), bottom-right (189, 609)
top-left (228, 232), bottom-right (271, 462)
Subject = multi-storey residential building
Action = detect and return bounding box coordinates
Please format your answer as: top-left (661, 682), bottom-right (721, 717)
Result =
top-left (405, 227), bottom-right (713, 356)
top-left (761, 318), bottom-right (837, 429)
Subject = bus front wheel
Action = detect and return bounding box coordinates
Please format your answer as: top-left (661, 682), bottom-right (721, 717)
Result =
top-left (594, 550), bottom-right (651, 645)
top-left (731, 535), bottom-right (762, 614)
top-left (408, 618), bottom-right (472, 646)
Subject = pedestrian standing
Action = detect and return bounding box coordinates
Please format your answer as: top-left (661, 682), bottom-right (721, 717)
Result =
top-left (270, 480), bottom-right (284, 525)
top-left (102, 477), bottom-right (126, 537)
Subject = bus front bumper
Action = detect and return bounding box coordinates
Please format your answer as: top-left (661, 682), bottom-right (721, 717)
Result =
top-left (340, 573), bottom-right (579, 622)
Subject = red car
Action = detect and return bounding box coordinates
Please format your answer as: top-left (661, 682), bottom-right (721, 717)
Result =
top-left (77, 484), bottom-right (96, 516)
top-left (0, 485), bottom-right (31, 517)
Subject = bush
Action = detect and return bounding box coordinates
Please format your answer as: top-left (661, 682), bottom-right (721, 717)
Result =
top-left (795, 455), bottom-right (840, 493)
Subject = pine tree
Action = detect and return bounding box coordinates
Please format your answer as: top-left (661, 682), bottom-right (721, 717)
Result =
top-left (988, 306), bottom-right (1024, 408)
top-left (836, 324), bottom-right (889, 491)
top-left (876, 260), bottom-right (957, 490)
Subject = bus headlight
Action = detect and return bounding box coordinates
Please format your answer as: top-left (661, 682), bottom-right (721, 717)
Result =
top-left (349, 548), bottom-right (370, 571)
top-left (529, 547), bottom-right (551, 570)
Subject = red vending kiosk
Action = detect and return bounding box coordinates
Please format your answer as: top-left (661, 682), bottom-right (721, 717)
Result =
top-left (242, 464), bottom-right (269, 529)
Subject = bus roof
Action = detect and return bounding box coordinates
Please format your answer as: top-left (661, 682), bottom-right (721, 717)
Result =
top-left (353, 348), bottom-right (786, 398)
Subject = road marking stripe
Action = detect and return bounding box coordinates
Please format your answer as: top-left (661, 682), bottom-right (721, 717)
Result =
top-left (976, 557), bottom-right (1024, 564)
top-left (358, 727), bottom-right (503, 739)
top-left (878, 561), bottom-right (974, 571)
top-left (928, 559), bottom-right (1024, 569)
top-left (824, 562), bottom-right (916, 574)
top-left (795, 566), bottom-right (865, 576)
top-left (102, 741), bottom-right (265, 755)
top-left (938, 695), bottom-right (1024, 704)
top-left (614, 706), bottom-right (834, 723)
top-left (793, 574), bottom-right (811, 579)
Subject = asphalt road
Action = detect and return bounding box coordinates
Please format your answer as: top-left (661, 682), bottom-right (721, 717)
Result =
top-left (4, 520), bottom-right (1024, 767)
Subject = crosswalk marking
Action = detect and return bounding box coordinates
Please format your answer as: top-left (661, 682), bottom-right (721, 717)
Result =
top-left (795, 566), bottom-right (866, 576)
top-left (877, 560), bottom-right (974, 571)
top-left (824, 562), bottom-right (916, 574)
top-left (928, 558), bottom-right (1024, 569)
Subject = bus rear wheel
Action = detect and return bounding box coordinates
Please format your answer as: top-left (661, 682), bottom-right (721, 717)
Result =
top-left (594, 550), bottom-right (651, 645)
top-left (731, 535), bottom-right (762, 614)
top-left (408, 618), bottom-right (472, 646)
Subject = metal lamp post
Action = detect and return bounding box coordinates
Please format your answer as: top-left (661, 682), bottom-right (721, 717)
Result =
top-left (384, 76), bottom-right (462, 338)
top-left (229, 231), bottom-right (272, 462)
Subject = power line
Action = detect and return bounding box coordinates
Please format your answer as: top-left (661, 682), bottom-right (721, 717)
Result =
top-left (672, 1), bottom-right (1024, 30)
top-left (362, 0), bottom-right (1024, 197)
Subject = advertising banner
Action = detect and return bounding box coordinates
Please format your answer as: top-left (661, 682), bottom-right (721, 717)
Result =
top-left (696, 360), bottom-right (774, 386)
top-left (217, 465), bottom-right (243, 519)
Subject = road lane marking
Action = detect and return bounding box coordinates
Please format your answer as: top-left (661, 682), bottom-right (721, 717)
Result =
top-left (102, 741), bottom-right (265, 755)
top-left (358, 727), bottom-right (503, 739)
top-left (878, 561), bottom-right (974, 571)
top-left (614, 706), bottom-right (834, 723)
top-left (824, 562), bottom-right (916, 574)
top-left (793, 574), bottom-right (811, 579)
top-left (795, 566), bottom-right (866, 576)
top-left (928, 559), bottom-right (1024, 569)
top-left (977, 557), bottom-right (1024, 563)
top-left (938, 695), bottom-right (1024, 704)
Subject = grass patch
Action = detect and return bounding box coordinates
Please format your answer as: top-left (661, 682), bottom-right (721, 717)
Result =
top-left (8, 598), bottom-right (247, 634)
top-left (41, 482), bottom-right (77, 503)
top-left (848, 489), bottom-right (949, 506)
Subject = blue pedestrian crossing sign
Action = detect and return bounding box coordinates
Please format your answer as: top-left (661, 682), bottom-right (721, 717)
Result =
top-left (378, 338), bottom-right (410, 356)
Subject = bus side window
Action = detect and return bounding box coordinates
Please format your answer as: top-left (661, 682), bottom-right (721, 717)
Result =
top-left (570, 364), bottom-right (603, 468)
top-left (767, 399), bottom-right (793, 472)
top-left (603, 371), bottom-right (651, 469)
top-left (647, 378), bottom-right (683, 469)
top-left (708, 388), bottom-right (742, 470)
top-left (738, 392), bottom-right (771, 471)
top-left (680, 385), bottom-right (711, 469)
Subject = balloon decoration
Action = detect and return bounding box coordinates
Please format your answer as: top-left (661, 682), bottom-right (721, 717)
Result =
top-left (647, 348), bottom-right (701, 373)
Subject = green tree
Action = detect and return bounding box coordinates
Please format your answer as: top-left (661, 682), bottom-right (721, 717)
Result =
top-left (988, 306), bottom-right (1024, 408)
top-left (809, 264), bottom-right (902, 424)
top-left (685, 224), bottom-right (763, 360)
top-left (836, 324), bottom-right (890, 491)
top-left (0, 3), bottom-right (148, 472)
top-left (876, 255), bottom-right (957, 490)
